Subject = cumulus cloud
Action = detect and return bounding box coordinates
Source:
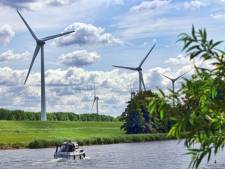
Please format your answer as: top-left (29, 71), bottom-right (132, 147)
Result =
top-left (0, 66), bottom-right (132, 115)
top-left (131, 0), bottom-right (170, 12)
top-left (0, 54), bottom-right (210, 115)
top-left (165, 54), bottom-right (192, 65)
top-left (184, 0), bottom-right (209, 9)
top-left (211, 10), bottom-right (225, 20)
top-left (0, 50), bottom-right (31, 62)
top-left (0, 0), bottom-right (124, 10)
top-left (0, 67), bottom-right (26, 86)
top-left (54, 22), bottom-right (122, 46)
top-left (58, 50), bottom-right (100, 67)
top-left (0, 25), bottom-right (15, 44)
top-left (0, 0), bottom-right (77, 10)
top-left (165, 54), bottom-right (211, 69)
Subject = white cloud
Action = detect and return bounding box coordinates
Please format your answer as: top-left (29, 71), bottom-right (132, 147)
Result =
top-left (114, 0), bottom-right (224, 41)
top-left (102, 0), bottom-right (124, 6)
top-left (165, 54), bottom-right (191, 65)
top-left (0, 67), bottom-right (26, 86)
top-left (0, 53), bottom-right (198, 115)
top-left (165, 54), bottom-right (211, 69)
top-left (0, 0), bottom-right (124, 10)
top-left (0, 50), bottom-right (31, 62)
top-left (58, 50), bottom-right (100, 67)
top-left (131, 0), bottom-right (170, 12)
top-left (0, 25), bottom-right (15, 44)
top-left (0, 66), bottom-right (132, 115)
top-left (0, 0), bottom-right (77, 10)
top-left (211, 10), bottom-right (225, 20)
top-left (184, 0), bottom-right (209, 9)
top-left (54, 22), bottom-right (122, 46)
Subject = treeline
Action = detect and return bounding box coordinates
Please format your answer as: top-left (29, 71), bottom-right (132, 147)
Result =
top-left (0, 108), bottom-right (117, 121)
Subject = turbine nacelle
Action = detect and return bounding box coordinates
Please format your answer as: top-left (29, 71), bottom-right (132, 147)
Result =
top-left (37, 40), bottom-right (45, 46)
top-left (136, 67), bottom-right (142, 71)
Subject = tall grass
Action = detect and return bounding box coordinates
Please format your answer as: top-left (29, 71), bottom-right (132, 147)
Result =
top-left (27, 133), bottom-right (175, 148)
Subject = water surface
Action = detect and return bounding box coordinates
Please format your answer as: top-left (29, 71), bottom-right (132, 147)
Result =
top-left (0, 140), bottom-right (224, 169)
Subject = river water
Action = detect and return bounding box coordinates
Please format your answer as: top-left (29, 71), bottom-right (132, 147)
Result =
top-left (0, 140), bottom-right (224, 169)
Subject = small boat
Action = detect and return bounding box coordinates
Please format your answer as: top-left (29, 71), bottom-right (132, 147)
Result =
top-left (54, 141), bottom-right (86, 160)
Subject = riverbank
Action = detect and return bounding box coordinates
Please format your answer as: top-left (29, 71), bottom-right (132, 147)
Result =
top-left (0, 121), bottom-right (175, 149)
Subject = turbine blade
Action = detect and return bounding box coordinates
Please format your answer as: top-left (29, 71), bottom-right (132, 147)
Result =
top-left (24, 45), bottom-right (40, 84)
top-left (94, 84), bottom-right (96, 97)
top-left (159, 72), bottom-right (173, 81)
top-left (17, 10), bottom-right (38, 41)
top-left (41, 31), bottom-right (75, 41)
top-left (91, 98), bottom-right (96, 110)
top-left (139, 43), bottom-right (156, 68)
top-left (112, 65), bottom-right (136, 71)
top-left (175, 72), bottom-right (188, 81)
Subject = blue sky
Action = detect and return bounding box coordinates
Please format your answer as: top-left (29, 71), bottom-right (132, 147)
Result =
top-left (0, 0), bottom-right (224, 116)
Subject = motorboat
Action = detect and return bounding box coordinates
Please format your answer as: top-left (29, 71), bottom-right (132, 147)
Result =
top-left (54, 141), bottom-right (86, 160)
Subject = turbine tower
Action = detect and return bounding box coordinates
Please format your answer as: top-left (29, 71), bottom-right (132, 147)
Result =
top-left (91, 85), bottom-right (99, 114)
top-left (159, 72), bottom-right (187, 107)
top-left (129, 84), bottom-right (135, 99)
top-left (112, 44), bottom-right (156, 92)
top-left (17, 10), bottom-right (74, 121)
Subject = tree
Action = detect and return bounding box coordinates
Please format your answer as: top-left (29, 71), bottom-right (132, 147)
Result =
top-left (148, 26), bottom-right (225, 168)
top-left (121, 90), bottom-right (172, 134)
top-left (121, 100), bottom-right (145, 134)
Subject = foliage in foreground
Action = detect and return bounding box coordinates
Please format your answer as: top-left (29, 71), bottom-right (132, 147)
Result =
top-left (0, 108), bottom-right (117, 121)
top-left (149, 26), bottom-right (225, 168)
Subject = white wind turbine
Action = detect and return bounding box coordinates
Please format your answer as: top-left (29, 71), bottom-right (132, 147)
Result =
top-left (158, 72), bottom-right (187, 107)
top-left (112, 44), bottom-right (156, 92)
top-left (17, 10), bottom-right (74, 121)
top-left (91, 84), bottom-right (99, 114)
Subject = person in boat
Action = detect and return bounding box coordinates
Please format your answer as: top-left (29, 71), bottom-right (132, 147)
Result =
top-left (55, 142), bottom-right (76, 153)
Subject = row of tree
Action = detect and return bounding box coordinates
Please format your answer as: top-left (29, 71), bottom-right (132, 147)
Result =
top-left (0, 108), bottom-right (117, 121)
top-left (121, 26), bottom-right (225, 168)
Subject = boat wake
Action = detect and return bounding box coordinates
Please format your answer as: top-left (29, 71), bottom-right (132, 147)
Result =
top-left (48, 158), bottom-right (65, 163)
top-left (83, 156), bottom-right (90, 160)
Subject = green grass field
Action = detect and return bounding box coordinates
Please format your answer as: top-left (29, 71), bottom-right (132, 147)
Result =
top-left (0, 121), bottom-right (171, 149)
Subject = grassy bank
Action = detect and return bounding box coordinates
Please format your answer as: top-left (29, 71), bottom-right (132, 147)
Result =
top-left (0, 121), bottom-right (175, 149)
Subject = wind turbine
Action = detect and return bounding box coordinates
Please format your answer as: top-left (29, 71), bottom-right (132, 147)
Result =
top-left (129, 84), bottom-right (136, 99)
top-left (158, 72), bottom-right (187, 107)
top-left (91, 85), bottom-right (99, 114)
top-left (126, 84), bottom-right (136, 104)
top-left (112, 44), bottom-right (156, 92)
top-left (17, 10), bottom-right (74, 121)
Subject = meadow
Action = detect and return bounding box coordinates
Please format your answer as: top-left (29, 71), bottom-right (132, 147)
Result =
top-left (0, 121), bottom-right (171, 149)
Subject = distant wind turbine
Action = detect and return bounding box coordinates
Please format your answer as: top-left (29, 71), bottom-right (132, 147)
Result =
top-left (129, 84), bottom-right (136, 99)
top-left (17, 10), bottom-right (74, 121)
top-left (126, 84), bottom-right (136, 104)
top-left (112, 44), bottom-right (156, 92)
top-left (158, 72), bottom-right (187, 107)
top-left (91, 85), bottom-right (99, 114)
